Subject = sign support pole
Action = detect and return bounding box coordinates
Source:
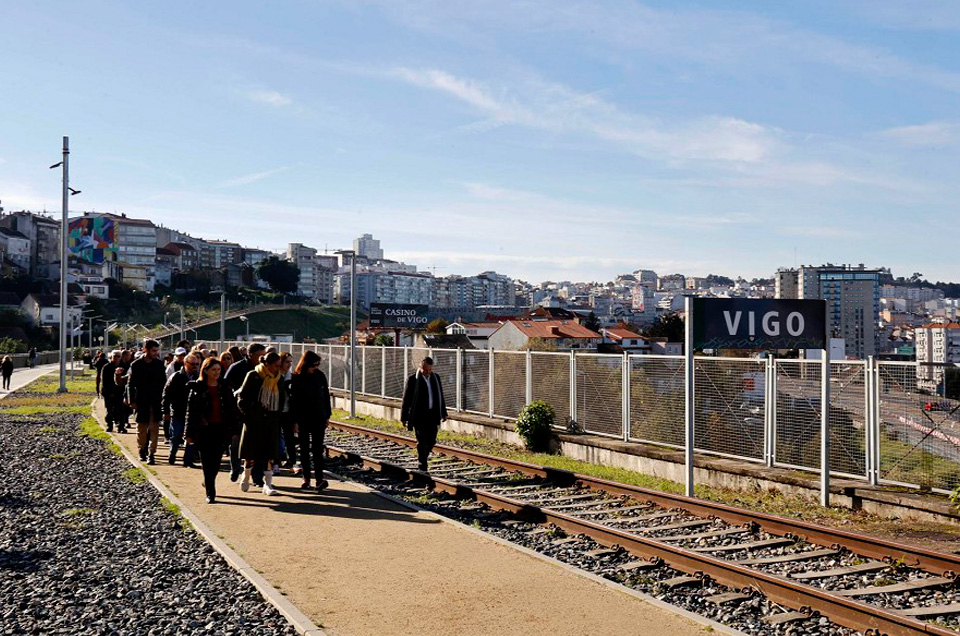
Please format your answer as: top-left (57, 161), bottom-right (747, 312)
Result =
top-left (684, 296), bottom-right (695, 498)
top-left (820, 344), bottom-right (831, 507)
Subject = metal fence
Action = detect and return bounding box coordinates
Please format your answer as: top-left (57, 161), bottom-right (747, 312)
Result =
top-left (216, 340), bottom-right (959, 495)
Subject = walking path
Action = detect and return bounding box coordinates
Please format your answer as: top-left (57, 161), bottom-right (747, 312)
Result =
top-left (90, 400), bottom-right (710, 635)
top-left (0, 363), bottom-right (61, 398)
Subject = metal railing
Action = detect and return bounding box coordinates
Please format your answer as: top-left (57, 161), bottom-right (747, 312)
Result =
top-left (215, 340), bottom-right (960, 496)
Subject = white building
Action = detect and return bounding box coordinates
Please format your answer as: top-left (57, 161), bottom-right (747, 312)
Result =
top-left (916, 322), bottom-right (960, 392)
top-left (0, 227), bottom-right (32, 271)
top-left (287, 243), bottom-right (318, 299)
top-left (20, 293), bottom-right (83, 328)
top-left (445, 321), bottom-right (501, 349)
top-left (353, 233), bottom-right (384, 260)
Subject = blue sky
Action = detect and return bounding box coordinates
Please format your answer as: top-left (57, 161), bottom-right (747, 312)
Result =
top-left (1, 1), bottom-right (958, 283)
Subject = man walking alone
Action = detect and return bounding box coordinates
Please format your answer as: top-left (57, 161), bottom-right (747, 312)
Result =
top-left (127, 339), bottom-right (167, 465)
top-left (401, 356), bottom-right (448, 471)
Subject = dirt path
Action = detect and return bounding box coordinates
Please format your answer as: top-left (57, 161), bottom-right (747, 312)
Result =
top-left (94, 402), bottom-right (709, 636)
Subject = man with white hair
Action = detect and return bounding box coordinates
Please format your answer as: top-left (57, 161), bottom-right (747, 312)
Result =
top-left (100, 350), bottom-right (125, 433)
top-left (167, 347), bottom-right (188, 379)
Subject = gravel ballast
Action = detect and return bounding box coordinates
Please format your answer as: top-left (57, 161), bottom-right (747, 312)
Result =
top-left (0, 392), bottom-right (298, 635)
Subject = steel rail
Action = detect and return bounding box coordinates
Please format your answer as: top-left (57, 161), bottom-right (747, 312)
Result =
top-left (328, 420), bottom-right (960, 636)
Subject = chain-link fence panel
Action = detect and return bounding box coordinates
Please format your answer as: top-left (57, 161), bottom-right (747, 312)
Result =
top-left (493, 351), bottom-right (526, 419)
top-left (328, 345), bottom-right (348, 391)
top-left (829, 361), bottom-right (867, 478)
top-left (462, 350), bottom-right (490, 415)
top-left (629, 355), bottom-right (685, 448)
top-left (364, 347), bottom-right (383, 396)
top-left (430, 348), bottom-right (458, 410)
top-left (773, 360), bottom-right (867, 478)
top-left (877, 362), bottom-right (960, 493)
top-left (383, 347), bottom-right (407, 399)
top-left (531, 352), bottom-right (570, 427)
top-left (575, 354), bottom-right (622, 438)
top-left (693, 357), bottom-right (765, 462)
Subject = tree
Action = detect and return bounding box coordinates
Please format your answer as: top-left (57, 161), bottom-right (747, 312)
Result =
top-left (643, 313), bottom-right (684, 342)
top-left (373, 333), bottom-right (394, 346)
top-left (583, 311), bottom-right (601, 332)
top-left (256, 256), bottom-right (299, 294)
top-left (425, 318), bottom-right (449, 334)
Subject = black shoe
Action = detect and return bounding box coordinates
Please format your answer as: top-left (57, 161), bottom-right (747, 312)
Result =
top-left (253, 480), bottom-right (264, 488)
top-left (418, 462), bottom-right (428, 472)
top-left (106, 425), bottom-right (113, 433)
top-left (316, 479), bottom-right (329, 493)
top-left (147, 455), bottom-right (156, 466)
top-left (139, 451), bottom-right (147, 462)
top-left (205, 496), bottom-right (215, 504)
top-left (230, 471), bottom-right (240, 482)
top-left (168, 455), bottom-right (177, 465)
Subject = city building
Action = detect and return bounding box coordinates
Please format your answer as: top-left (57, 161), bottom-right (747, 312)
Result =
top-left (818, 266), bottom-right (881, 359)
top-left (775, 268), bottom-right (799, 299)
top-left (20, 293), bottom-right (83, 328)
top-left (335, 266), bottom-right (433, 309)
top-left (315, 254), bottom-right (338, 304)
top-left (0, 227), bottom-right (32, 271)
top-left (601, 326), bottom-right (651, 352)
top-left (0, 211), bottom-right (60, 278)
top-left (445, 321), bottom-right (502, 349)
top-left (487, 319), bottom-right (602, 351)
top-left (161, 242), bottom-right (200, 271)
top-left (916, 322), bottom-right (960, 392)
top-left (353, 233), bottom-right (383, 260)
top-left (658, 273), bottom-right (686, 291)
top-left (200, 239), bottom-right (243, 270)
top-left (287, 243), bottom-right (318, 299)
top-left (242, 248), bottom-right (272, 269)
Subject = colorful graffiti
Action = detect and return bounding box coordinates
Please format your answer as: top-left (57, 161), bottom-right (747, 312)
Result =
top-left (68, 217), bottom-right (116, 263)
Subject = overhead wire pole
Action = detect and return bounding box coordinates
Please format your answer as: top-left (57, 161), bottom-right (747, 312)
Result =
top-left (336, 249), bottom-right (357, 418)
top-left (57, 137), bottom-right (69, 393)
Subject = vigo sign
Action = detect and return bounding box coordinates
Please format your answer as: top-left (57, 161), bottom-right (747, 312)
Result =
top-left (691, 298), bottom-right (826, 350)
top-left (368, 303), bottom-right (430, 329)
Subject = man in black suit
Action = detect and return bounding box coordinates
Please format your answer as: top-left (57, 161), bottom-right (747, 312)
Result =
top-left (401, 356), bottom-right (448, 471)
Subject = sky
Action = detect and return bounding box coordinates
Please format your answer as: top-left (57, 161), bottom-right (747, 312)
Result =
top-left (1, 1), bottom-right (959, 284)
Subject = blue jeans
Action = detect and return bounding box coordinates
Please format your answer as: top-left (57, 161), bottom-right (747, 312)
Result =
top-left (169, 417), bottom-right (196, 465)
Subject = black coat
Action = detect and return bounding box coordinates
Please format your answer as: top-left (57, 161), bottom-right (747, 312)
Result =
top-left (401, 371), bottom-right (448, 428)
top-left (100, 361), bottom-right (122, 399)
top-left (161, 368), bottom-right (196, 420)
top-left (126, 356), bottom-right (167, 424)
top-left (290, 370), bottom-right (332, 425)
top-left (223, 358), bottom-right (253, 391)
top-left (184, 380), bottom-right (239, 442)
top-left (1, 359), bottom-right (13, 377)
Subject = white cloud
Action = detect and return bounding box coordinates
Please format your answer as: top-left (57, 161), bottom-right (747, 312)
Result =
top-left (877, 122), bottom-right (959, 147)
top-left (243, 89), bottom-right (293, 107)
top-left (393, 67), bottom-right (780, 163)
top-left (218, 166), bottom-right (292, 188)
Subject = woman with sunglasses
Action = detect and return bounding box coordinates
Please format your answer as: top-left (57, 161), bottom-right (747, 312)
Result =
top-left (291, 350), bottom-right (332, 492)
top-left (184, 357), bottom-right (238, 504)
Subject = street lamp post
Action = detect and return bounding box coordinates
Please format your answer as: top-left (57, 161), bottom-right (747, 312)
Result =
top-left (210, 289), bottom-right (226, 351)
top-left (335, 249), bottom-right (357, 418)
top-left (51, 137), bottom-right (71, 393)
top-left (239, 315), bottom-right (250, 340)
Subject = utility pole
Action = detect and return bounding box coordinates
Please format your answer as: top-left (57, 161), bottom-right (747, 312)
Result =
top-left (336, 249), bottom-right (358, 418)
top-left (57, 137), bottom-right (69, 393)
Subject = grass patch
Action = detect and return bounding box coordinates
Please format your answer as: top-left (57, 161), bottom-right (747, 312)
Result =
top-left (36, 425), bottom-right (63, 434)
top-left (61, 506), bottom-right (95, 517)
top-left (331, 408), bottom-right (960, 545)
top-left (161, 497), bottom-right (192, 531)
top-left (78, 417), bottom-right (122, 455)
top-left (123, 467), bottom-right (148, 484)
top-left (27, 374), bottom-right (97, 395)
top-left (2, 404), bottom-right (91, 415)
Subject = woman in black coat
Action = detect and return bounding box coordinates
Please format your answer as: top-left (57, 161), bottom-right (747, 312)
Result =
top-left (291, 350), bottom-right (332, 493)
top-left (184, 357), bottom-right (238, 504)
top-left (237, 352), bottom-right (285, 496)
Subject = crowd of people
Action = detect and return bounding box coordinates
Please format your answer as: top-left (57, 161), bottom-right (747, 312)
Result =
top-left (94, 339), bottom-right (337, 504)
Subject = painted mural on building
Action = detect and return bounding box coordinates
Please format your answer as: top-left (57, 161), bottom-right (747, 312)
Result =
top-left (68, 217), bottom-right (117, 263)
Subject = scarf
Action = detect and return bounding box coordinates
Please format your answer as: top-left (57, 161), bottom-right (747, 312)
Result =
top-left (255, 363), bottom-right (280, 411)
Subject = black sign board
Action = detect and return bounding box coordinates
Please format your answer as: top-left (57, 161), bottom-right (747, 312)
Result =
top-left (691, 298), bottom-right (826, 350)
top-left (368, 303), bottom-right (430, 330)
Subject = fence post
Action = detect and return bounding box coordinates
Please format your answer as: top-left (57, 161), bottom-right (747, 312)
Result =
top-left (488, 349), bottom-right (495, 418)
top-left (327, 345), bottom-right (332, 385)
top-left (765, 357), bottom-right (775, 467)
top-left (622, 352), bottom-right (630, 442)
top-left (867, 356), bottom-right (878, 485)
top-left (403, 346), bottom-right (409, 391)
top-left (820, 349), bottom-right (831, 507)
top-left (525, 349), bottom-right (533, 407)
top-left (456, 348), bottom-right (463, 412)
top-left (569, 350), bottom-right (577, 429)
top-left (361, 346), bottom-right (367, 395)
top-left (381, 347), bottom-right (387, 399)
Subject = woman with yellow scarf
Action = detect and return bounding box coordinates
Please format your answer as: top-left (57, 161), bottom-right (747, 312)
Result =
top-left (237, 351), bottom-right (286, 495)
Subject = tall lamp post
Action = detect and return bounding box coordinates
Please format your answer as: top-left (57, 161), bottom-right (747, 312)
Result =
top-left (50, 137), bottom-right (80, 393)
top-left (210, 289), bottom-right (226, 351)
top-left (335, 249), bottom-right (357, 418)
top-left (239, 315), bottom-right (250, 340)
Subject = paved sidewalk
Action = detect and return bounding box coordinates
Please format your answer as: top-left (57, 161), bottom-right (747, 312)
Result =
top-left (93, 400), bottom-right (708, 636)
top-left (0, 363), bottom-right (61, 399)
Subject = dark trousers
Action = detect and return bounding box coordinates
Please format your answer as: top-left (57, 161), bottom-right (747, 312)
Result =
top-left (228, 434), bottom-right (242, 476)
top-left (280, 412), bottom-right (297, 465)
top-left (2, 374), bottom-right (10, 390)
top-left (299, 424), bottom-right (326, 483)
top-left (414, 422), bottom-right (440, 467)
top-left (198, 430), bottom-right (225, 498)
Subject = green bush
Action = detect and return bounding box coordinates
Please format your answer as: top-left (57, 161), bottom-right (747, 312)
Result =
top-left (0, 337), bottom-right (27, 354)
top-left (515, 400), bottom-right (555, 452)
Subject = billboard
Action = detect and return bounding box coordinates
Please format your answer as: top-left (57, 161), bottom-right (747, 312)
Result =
top-left (691, 298), bottom-right (826, 350)
top-left (68, 217), bottom-right (116, 263)
top-left (369, 303), bottom-right (430, 329)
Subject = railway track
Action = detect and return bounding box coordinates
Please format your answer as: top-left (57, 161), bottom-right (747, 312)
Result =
top-left (326, 420), bottom-right (960, 636)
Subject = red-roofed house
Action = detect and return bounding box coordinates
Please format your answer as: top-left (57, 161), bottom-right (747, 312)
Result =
top-left (487, 319), bottom-right (602, 351)
top-left (601, 326), bottom-right (650, 352)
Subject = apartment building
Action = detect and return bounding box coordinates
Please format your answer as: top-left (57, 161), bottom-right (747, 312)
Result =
top-left (0, 211), bottom-right (60, 278)
top-left (201, 240), bottom-right (243, 269)
top-left (287, 243), bottom-right (318, 299)
top-left (353, 233), bottom-right (383, 260)
top-left (775, 268), bottom-right (799, 299)
top-left (916, 323), bottom-right (960, 392)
